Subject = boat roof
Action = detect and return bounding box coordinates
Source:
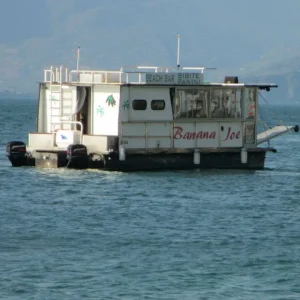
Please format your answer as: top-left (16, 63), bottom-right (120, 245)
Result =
top-left (122, 83), bottom-right (278, 90)
top-left (43, 65), bottom-right (278, 90)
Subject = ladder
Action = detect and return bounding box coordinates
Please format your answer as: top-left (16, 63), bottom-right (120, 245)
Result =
top-left (49, 66), bottom-right (75, 131)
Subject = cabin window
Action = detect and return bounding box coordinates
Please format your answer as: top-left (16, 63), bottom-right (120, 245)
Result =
top-left (210, 89), bottom-right (223, 118)
top-left (244, 88), bottom-right (256, 119)
top-left (132, 99), bottom-right (147, 110)
top-left (151, 100), bottom-right (165, 110)
top-left (175, 89), bottom-right (209, 118)
top-left (210, 89), bottom-right (242, 118)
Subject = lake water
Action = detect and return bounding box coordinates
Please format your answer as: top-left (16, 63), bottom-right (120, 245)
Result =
top-left (0, 99), bottom-right (300, 299)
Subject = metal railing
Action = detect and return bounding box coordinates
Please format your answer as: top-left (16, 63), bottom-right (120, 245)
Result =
top-left (44, 66), bottom-right (69, 84)
top-left (43, 65), bottom-right (217, 85)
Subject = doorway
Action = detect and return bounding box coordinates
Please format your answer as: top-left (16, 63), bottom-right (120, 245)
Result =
top-left (76, 86), bottom-right (91, 134)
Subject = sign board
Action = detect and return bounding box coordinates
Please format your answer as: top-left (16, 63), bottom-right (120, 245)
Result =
top-left (145, 72), bottom-right (203, 85)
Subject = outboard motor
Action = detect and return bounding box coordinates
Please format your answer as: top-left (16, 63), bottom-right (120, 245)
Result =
top-left (6, 141), bottom-right (27, 167)
top-left (66, 144), bottom-right (89, 169)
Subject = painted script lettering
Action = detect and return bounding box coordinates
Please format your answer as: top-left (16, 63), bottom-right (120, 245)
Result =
top-left (173, 126), bottom-right (216, 140)
top-left (223, 126), bottom-right (241, 141)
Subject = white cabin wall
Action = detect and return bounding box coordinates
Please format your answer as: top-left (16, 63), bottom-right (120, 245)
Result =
top-left (45, 88), bottom-right (56, 133)
top-left (173, 122), bottom-right (243, 148)
top-left (119, 85), bottom-right (246, 150)
top-left (87, 87), bottom-right (92, 134)
top-left (92, 85), bottom-right (120, 136)
top-left (37, 83), bottom-right (47, 133)
top-left (128, 86), bottom-right (173, 121)
top-left (119, 86), bottom-right (130, 123)
top-left (119, 86), bottom-right (173, 150)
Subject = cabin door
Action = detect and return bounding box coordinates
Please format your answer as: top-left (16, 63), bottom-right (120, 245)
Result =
top-left (75, 86), bottom-right (91, 134)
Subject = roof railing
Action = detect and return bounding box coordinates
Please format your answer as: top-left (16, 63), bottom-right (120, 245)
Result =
top-left (43, 65), bottom-right (217, 85)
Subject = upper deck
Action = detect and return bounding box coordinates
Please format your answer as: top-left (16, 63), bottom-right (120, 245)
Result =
top-left (43, 65), bottom-right (277, 90)
top-left (44, 65), bottom-right (210, 85)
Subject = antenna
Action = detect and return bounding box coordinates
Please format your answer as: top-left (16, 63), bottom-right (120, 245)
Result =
top-left (76, 45), bottom-right (80, 81)
top-left (177, 33), bottom-right (180, 69)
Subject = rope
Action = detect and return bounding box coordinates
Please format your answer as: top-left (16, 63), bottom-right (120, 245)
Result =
top-left (90, 152), bottom-right (105, 162)
top-left (258, 92), bottom-right (284, 148)
top-left (257, 99), bottom-right (270, 130)
top-left (258, 91), bottom-right (287, 128)
top-left (257, 116), bottom-right (270, 147)
top-left (258, 93), bottom-right (271, 146)
top-left (258, 116), bottom-right (270, 130)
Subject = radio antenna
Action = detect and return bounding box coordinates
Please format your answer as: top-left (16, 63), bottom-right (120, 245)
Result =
top-left (76, 45), bottom-right (80, 81)
top-left (177, 33), bottom-right (180, 69)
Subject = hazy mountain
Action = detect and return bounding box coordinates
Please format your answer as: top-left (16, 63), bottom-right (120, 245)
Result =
top-left (1, 0), bottom-right (300, 103)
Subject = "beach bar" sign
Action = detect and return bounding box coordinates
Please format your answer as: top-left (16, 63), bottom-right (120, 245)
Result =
top-left (145, 72), bottom-right (203, 85)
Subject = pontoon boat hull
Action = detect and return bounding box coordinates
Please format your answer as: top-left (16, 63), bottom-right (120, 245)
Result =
top-left (7, 149), bottom-right (270, 171)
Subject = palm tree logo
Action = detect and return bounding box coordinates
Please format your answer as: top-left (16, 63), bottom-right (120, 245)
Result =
top-left (106, 94), bottom-right (116, 107)
top-left (96, 105), bottom-right (104, 117)
top-left (122, 99), bottom-right (129, 111)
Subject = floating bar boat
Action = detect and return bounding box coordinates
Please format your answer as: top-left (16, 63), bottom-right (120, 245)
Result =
top-left (6, 57), bottom-right (299, 170)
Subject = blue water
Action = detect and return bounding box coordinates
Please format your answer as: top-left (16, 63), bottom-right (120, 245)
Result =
top-left (1, 99), bottom-right (300, 299)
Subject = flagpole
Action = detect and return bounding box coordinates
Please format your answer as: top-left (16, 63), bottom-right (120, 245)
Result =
top-left (77, 45), bottom-right (80, 81)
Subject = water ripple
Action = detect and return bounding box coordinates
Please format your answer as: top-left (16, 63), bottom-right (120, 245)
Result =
top-left (1, 102), bottom-right (300, 299)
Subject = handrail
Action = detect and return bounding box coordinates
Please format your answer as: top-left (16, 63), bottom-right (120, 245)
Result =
top-left (120, 66), bottom-right (161, 72)
top-left (52, 121), bottom-right (83, 132)
top-left (44, 66), bottom-right (69, 83)
top-left (68, 69), bottom-right (122, 84)
top-left (43, 65), bottom-right (217, 85)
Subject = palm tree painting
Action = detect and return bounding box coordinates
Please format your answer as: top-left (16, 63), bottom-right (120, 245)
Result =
top-left (106, 94), bottom-right (116, 107)
top-left (96, 105), bottom-right (104, 117)
top-left (122, 99), bottom-right (129, 111)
